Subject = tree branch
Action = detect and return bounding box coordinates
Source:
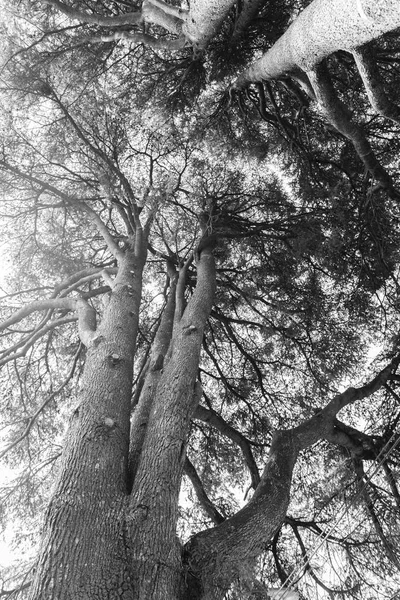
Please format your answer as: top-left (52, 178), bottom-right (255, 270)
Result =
top-left (194, 405), bottom-right (260, 489)
top-left (76, 201), bottom-right (123, 259)
top-left (353, 44), bottom-right (400, 125)
top-left (0, 297), bottom-right (75, 332)
top-left (0, 316), bottom-right (77, 367)
top-left (0, 160), bottom-right (124, 258)
top-left (353, 457), bottom-right (400, 569)
top-left (232, 0), bottom-right (400, 90)
top-left (0, 294), bottom-right (99, 348)
top-left (45, 0), bottom-right (142, 26)
top-left (0, 344), bottom-right (81, 460)
top-left (307, 63), bottom-right (394, 192)
top-left (87, 30), bottom-right (186, 50)
top-left (174, 254), bottom-right (193, 326)
top-left (184, 456), bottom-right (225, 525)
top-left (184, 354), bottom-right (400, 596)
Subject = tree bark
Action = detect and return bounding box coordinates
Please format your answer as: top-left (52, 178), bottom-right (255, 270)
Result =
top-left (233, 0), bottom-right (400, 88)
top-left (183, 429), bottom-right (298, 600)
top-left (307, 63), bottom-right (394, 190)
top-left (352, 44), bottom-right (400, 125)
top-left (182, 355), bottom-right (400, 598)
top-left (144, 0), bottom-right (237, 50)
top-left (182, 0), bottom-right (236, 50)
top-left (126, 244), bottom-right (216, 600)
top-left (128, 268), bottom-right (178, 485)
top-left (28, 242), bottom-right (147, 600)
top-left (232, 0), bottom-right (400, 192)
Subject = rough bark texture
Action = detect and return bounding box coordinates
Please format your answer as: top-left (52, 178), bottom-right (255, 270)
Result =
top-left (182, 0), bottom-right (236, 49)
top-left (126, 245), bottom-right (216, 600)
top-left (183, 430), bottom-right (298, 599)
top-left (128, 271), bottom-right (178, 485)
top-left (181, 356), bottom-right (400, 598)
top-left (234, 0), bottom-right (400, 87)
top-left (28, 244), bottom-right (147, 600)
top-left (231, 0), bottom-right (266, 43)
top-left (24, 269), bottom-right (400, 599)
top-left (232, 0), bottom-right (399, 192)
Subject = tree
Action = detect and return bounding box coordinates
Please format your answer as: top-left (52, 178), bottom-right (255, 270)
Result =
top-left (1, 0), bottom-right (400, 599)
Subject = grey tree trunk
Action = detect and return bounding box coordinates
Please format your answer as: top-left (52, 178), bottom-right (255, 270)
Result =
top-left (127, 244), bottom-right (216, 599)
top-left (28, 244), bottom-right (147, 600)
top-left (234, 0), bottom-right (400, 87)
top-left (232, 0), bottom-right (400, 193)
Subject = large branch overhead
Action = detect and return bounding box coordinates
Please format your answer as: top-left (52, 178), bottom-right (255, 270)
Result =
top-left (306, 63), bottom-right (394, 191)
top-left (0, 296), bottom-right (97, 347)
top-left (233, 0), bottom-right (400, 87)
top-left (183, 354), bottom-right (400, 597)
top-left (352, 43), bottom-right (400, 125)
top-left (48, 0), bottom-right (236, 50)
top-left (231, 0), bottom-right (400, 191)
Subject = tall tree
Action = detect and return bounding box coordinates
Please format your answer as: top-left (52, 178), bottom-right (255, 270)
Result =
top-left (1, 1), bottom-right (400, 599)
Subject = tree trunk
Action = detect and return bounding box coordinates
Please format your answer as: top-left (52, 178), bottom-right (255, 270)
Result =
top-left (128, 267), bottom-right (178, 486)
top-left (126, 245), bottom-right (216, 599)
top-left (28, 239), bottom-right (216, 600)
top-left (183, 430), bottom-right (298, 599)
top-left (28, 245), bottom-right (147, 600)
top-left (234, 0), bottom-right (400, 87)
top-left (142, 0), bottom-right (236, 50)
top-left (182, 0), bottom-right (236, 50)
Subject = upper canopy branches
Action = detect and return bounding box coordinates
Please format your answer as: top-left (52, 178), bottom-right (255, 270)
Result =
top-left (44, 0), bottom-right (237, 51)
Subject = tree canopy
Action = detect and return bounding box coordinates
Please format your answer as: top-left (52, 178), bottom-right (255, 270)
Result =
top-left (1, 1), bottom-right (400, 599)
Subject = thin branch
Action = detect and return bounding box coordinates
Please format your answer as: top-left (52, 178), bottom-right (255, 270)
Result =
top-left (0, 344), bottom-right (82, 460)
top-left (290, 522), bottom-right (356, 595)
top-left (45, 0), bottom-right (142, 25)
top-left (0, 160), bottom-right (123, 258)
top-left (87, 30), bottom-right (186, 50)
top-left (382, 460), bottom-right (400, 512)
top-left (194, 405), bottom-right (260, 489)
top-left (76, 201), bottom-right (123, 259)
top-left (0, 316), bottom-right (77, 367)
top-left (184, 456), bottom-right (225, 525)
top-left (0, 298), bottom-right (75, 332)
top-left (353, 457), bottom-right (400, 570)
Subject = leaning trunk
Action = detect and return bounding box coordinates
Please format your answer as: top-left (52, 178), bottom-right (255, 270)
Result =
top-left (234, 0), bottom-right (400, 87)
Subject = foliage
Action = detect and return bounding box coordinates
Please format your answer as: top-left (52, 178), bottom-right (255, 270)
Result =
top-left (1, 1), bottom-right (400, 599)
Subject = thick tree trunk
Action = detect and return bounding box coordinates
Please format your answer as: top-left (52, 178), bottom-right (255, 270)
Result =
top-left (232, 0), bottom-right (400, 192)
top-left (128, 268), bottom-right (178, 485)
top-left (181, 357), bottom-right (400, 599)
top-left (142, 0), bottom-right (236, 50)
top-left (126, 245), bottom-right (216, 599)
top-left (183, 430), bottom-right (298, 599)
top-left (28, 245), bottom-right (147, 600)
top-left (182, 0), bottom-right (236, 50)
top-left (234, 0), bottom-right (400, 87)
